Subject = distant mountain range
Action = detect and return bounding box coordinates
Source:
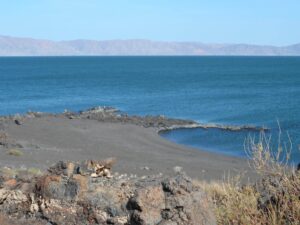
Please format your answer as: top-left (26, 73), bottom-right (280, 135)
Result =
top-left (0, 35), bottom-right (300, 56)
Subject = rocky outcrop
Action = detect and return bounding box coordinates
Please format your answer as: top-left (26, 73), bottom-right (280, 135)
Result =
top-left (0, 106), bottom-right (268, 133)
top-left (162, 175), bottom-right (216, 225)
top-left (0, 159), bottom-right (216, 225)
top-left (127, 175), bottom-right (216, 225)
top-left (128, 184), bottom-right (165, 225)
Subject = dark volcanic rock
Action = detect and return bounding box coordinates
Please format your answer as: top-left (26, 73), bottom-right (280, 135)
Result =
top-left (161, 174), bottom-right (216, 225)
top-left (77, 106), bottom-right (196, 131)
top-left (127, 174), bottom-right (216, 225)
top-left (128, 185), bottom-right (165, 225)
top-left (14, 119), bottom-right (22, 125)
top-left (0, 160), bottom-right (216, 225)
top-left (0, 106), bottom-right (267, 133)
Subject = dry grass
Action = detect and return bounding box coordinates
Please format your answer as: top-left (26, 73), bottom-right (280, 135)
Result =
top-left (0, 132), bottom-right (8, 145)
top-left (27, 167), bottom-right (42, 175)
top-left (6, 148), bottom-right (23, 156)
top-left (196, 131), bottom-right (300, 225)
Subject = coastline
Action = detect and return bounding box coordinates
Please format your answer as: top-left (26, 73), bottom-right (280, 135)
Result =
top-left (0, 107), bottom-right (257, 180)
top-left (157, 122), bottom-right (268, 133)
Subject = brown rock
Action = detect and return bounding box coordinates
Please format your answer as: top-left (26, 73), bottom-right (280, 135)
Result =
top-left (84, 185), bottom-right (129, 217)
top-left (35, 175), bottom-right (81, 201)
top-left (47, 161), bottom-right (69, 176)
top-left (3, 179), bottom-right (17, 189)
top-left (161, 174), bottom-right (216, 225)
top-left (73, 174), bottom-right (89, 198)
top-left (66, 162), bottom-right (75, 178)
top-left (128, 185), bottom-right (165, 225)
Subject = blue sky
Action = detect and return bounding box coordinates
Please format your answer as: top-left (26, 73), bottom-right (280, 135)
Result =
top-left (1, 0), bottom-right (299, 45)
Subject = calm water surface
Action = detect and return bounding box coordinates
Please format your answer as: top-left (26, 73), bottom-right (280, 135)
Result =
top-left (0, 56), bottom-right (299, 163)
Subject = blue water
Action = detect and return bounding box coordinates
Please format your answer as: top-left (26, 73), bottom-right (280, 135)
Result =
top-left (0, 56), bottom-right (300, 163)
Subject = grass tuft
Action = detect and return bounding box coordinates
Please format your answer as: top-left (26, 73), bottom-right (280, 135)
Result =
top-left (7, 148), bottom-right (23, 156)
top-left (27, 167), bottom-right (42, 175)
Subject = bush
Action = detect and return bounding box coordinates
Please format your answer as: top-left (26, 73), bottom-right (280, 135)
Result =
top-left (196, 131), bottom-right (300, 225)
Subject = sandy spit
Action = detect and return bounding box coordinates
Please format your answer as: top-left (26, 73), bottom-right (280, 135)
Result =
top-left (0, 116), bottom-right (255, 181)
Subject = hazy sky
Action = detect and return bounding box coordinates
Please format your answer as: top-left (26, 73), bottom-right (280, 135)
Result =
top-left (1, 0), bottom-right (299, 45)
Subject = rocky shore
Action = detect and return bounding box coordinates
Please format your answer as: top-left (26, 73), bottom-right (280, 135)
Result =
top-left (0, 159), bottom-right (216, 225)
top-left (0, 106), bottom-right (268, 132)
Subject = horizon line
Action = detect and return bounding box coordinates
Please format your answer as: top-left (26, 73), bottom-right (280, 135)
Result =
top-left (1, 34), bottom-right (299, 48)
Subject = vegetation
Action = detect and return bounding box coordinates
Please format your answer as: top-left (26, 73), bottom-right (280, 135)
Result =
top-left (0, 132), bottom-right (8, 145)
top-left (196, 131), bottom-right (300, 225)
top-left (6, 148), bottom-right (23, 156)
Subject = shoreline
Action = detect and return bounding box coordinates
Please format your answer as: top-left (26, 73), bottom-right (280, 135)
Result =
top-left (157, 122), bottom-right (268, 133)
top-left (0, 106), bottom-right (257, 180)
top-left (1, 106), bottom-right (268, 132)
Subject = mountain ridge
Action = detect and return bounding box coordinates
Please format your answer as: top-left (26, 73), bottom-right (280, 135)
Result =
top-left (0, 35), bottom-right (299, 56)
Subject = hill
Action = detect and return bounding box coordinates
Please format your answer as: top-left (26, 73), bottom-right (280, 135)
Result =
top-left (0, 35), bottom-right (300, 56)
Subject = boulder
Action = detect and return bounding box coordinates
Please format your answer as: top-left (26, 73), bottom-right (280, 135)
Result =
top-left (35, 175), bottom-right (83, 201)
top-left (128, 174), bottom-right (216, 225)
top-left (83, 185), bottom-right (129, 217)
top-left (128, 185), bottom-right (165, 225)
top-left (161, 174), bottom-right (216, 225)
top-left (14, 119), bottom-right (22, 125)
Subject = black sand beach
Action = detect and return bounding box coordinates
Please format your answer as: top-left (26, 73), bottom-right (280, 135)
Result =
top-left (0, 108), bottom-right (255, 181)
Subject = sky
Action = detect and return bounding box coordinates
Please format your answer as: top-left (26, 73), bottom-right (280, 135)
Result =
top-left (0, 0), bottom-right (299, 46)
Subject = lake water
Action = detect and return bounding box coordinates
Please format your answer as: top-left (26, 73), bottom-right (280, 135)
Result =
top-left (0, 56), bottom-right (299, 163)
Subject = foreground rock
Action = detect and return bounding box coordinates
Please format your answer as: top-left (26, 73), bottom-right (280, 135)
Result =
top-left (0, 159), bottom-right (216, 225)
